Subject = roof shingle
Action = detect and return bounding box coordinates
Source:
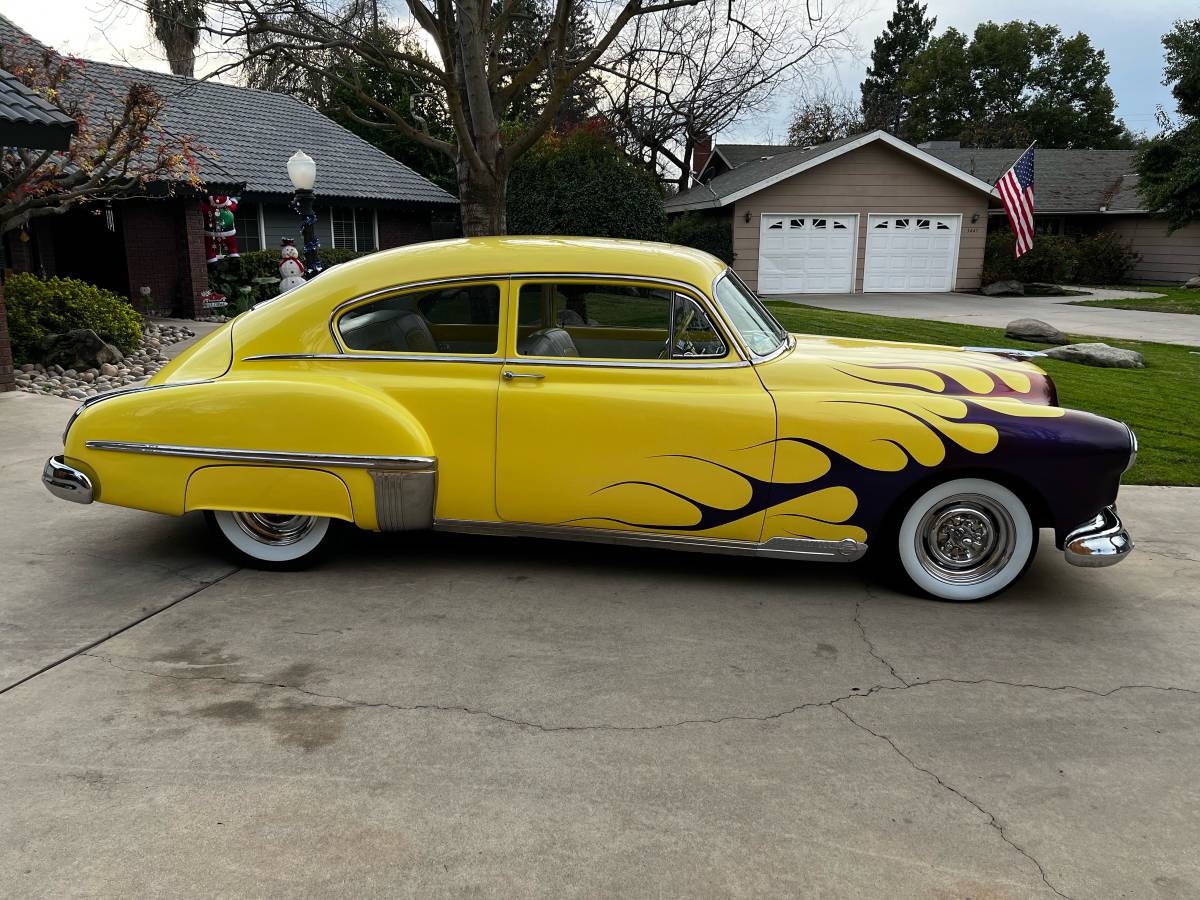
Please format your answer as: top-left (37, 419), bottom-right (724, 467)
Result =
top-left (0, 64), bottom-right (76, 149)
top-left (0, 13), bottom-right (455, 204)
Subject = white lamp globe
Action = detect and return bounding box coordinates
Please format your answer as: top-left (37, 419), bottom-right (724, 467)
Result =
top-left (287, 150), bottom-right (317, 191)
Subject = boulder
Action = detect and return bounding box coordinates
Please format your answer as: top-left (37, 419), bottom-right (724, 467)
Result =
top-left (39, 329), bottom-right (124, 371)
top-left (1042, 342), bottom-right (1146, 369)
top-left (982, 279), bottom-right (1025, 297)
top-left (1004, 318), bottom-right (1069, 345)
top-left (1183, 276), bottom-right (1200, 290)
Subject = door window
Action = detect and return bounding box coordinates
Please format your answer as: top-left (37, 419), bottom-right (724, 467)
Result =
top-left (338, 283), bottom-right (501, 354)
top-left (515, 282), bottom-right (726, 360)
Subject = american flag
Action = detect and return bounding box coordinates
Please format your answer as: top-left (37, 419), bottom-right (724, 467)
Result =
top-left (996, 145), bottom-right (1036, 257)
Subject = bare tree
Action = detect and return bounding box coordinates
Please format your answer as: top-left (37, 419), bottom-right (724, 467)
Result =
top-left (786, 86), bottom-right (864, 146)
top-left (172, 0), bottom-right (713, 234)
top-left (0, 44), bottom-right (200, 235)
top-left (145, 0), bottom-right (207, 77)
top-left (596, 0), bottom-right (859, 189)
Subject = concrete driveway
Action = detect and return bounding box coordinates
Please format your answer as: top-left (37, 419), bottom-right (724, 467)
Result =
top-left (2, 391), bottom-right (1199, 898)
top-left (780, 289), bottom-right (1200, 346)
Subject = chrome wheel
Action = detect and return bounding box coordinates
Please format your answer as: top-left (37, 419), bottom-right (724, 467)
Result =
top-left (230, 512), bottom-right (320, 547)
top-left (913, 493), bottom-right (1016, 586)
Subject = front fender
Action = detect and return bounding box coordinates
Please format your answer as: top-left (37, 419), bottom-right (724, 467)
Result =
top-left (63, 376), bottom-right (433, 530)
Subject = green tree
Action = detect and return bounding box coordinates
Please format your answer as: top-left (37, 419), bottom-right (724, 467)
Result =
top-left (860, 0), bottom-right (936, 137)
top-left (507, 123), bottom-right (664, 240)
top-left (1137, 19), bottom-right (1200, 231)
top-left (903, 20), bottom-right (1128, 149)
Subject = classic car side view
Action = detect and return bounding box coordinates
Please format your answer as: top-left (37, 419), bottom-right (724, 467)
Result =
top-left (42, 237), bottom-right (1135, 600)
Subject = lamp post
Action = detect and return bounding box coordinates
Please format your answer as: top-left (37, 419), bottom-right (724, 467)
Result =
top-left (287, 150), bottom-right (322, 279)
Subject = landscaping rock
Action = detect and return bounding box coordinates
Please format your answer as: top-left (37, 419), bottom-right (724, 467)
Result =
top-left (1184, 276), bottom-right (1200, 290)
top-left (1004, 318), bottom-right (1070, 345)
top-left (1043, 342), bottom-right (1146, 369)
top-left (982, 279), bottom-right (1025, 297)
top-left (39, 329), bottom-right (125, 371)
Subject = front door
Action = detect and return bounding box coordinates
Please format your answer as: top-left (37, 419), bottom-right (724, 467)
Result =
top-left (495, 279), bottom-right (776, 542)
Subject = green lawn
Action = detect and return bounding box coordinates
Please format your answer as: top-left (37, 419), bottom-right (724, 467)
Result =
top-left (1072, 284), bottom-right (1200, 315)
top-left (765, 302), bottom-right (1200, 486)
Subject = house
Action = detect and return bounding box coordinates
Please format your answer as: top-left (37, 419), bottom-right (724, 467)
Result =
top-left (0, 63), bottom-right (77, 394)
top-left (919, 143), bottom-right (1198, 285)
top-left (0, 14), bottom-right (456, 318)
top-left (668, 130), bottom-right (1199, 294)
top-left (668, 131), bottom-right (995, 294)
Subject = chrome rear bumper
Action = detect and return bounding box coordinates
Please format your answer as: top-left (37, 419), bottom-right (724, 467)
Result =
top-left (1064, 505), bottom-right (1132, 568)
top-left (43, 455), bottom-right (94, 504)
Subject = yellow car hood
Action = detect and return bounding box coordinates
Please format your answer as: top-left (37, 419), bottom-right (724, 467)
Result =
top-left (755, 333), bottom-right (1057, 406)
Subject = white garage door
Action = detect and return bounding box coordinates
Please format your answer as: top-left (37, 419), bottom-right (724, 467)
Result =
top-left (864, 215), bottom-right (959, 292)
top-left (757, 214), bottom-right (856, 293)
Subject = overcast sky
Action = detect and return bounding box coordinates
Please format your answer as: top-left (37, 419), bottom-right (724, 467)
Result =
top-left (0, 0), bottom-right (1192, 142)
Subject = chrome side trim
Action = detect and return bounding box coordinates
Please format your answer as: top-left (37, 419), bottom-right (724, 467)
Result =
top-left (372, 468), bottom-right (438, 531)
top-left (243, 353), bottom-right (506, 365)
top-left (63, 380), bottom-right (211, 443)
top-left (1064, 505), bottom-right (1133, 568)
top-left (433, 519), bottom-right (867, 562)
top-left (43, 455), bottom-right (94, 504)
top-left (1123, 424), bottom-right (1138, 473)
top-left (242, 352), bottom-right (752, 370)
top-left (961, 346), bottom-right (1047, 360)
top-left (84, 441), bottom-right (436, 471)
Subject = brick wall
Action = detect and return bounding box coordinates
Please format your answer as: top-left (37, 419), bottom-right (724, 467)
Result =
top-left (179, 199), bottom-right (210, 317)
top-left (377, 206), bottom-right (434, 248)
top-left (0, 282), bottom-right (14, 392)
top-left (123, 201), bottom-right (180, 314)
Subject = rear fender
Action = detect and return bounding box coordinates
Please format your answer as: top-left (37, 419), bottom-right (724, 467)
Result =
top-left (64, 376), bottom-right (433, 531)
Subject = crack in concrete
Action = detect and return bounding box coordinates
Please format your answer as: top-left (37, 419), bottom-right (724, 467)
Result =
top-left (80, 652), bottom-right (893, 732)
top-left (854, 585), bottom-right (910, 686)
top-left (831, 703), bottom-right (1071, 899)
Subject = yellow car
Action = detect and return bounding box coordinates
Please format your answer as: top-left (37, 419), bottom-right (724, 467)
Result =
top-left (43, 237), bottom-right (1135, 600)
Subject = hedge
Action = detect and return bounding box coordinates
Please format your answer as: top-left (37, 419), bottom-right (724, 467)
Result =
top-left (982, 230), bottom-right (1139, 285)
top-left (4, 273), bottom-right (142, 365)
top-left (208, 247), bottom-right (368, 311)
top-left (665, 211), bottom-right (734, 264)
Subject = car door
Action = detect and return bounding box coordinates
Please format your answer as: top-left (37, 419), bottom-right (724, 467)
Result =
top-left (331, 277), bottom-right (508, 524)
top-left (495, 278), bottom-right (776, 542)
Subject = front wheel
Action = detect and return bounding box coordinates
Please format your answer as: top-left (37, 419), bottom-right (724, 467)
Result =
top-left (893, 478), bottom-right (1038, 601)
top-left (205, 510), bottom-right (337, 569)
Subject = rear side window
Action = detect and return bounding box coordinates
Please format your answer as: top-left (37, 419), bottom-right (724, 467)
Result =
top-left (338, 283), bottom-right (501, 355)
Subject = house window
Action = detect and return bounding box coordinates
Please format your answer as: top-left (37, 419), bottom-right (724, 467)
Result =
top-left (234, 201), bottom-right (262, 252)
top-left (1036, 218), bottom-right (1064, 236)
top-left (331, 207), bottom-right (379, 251)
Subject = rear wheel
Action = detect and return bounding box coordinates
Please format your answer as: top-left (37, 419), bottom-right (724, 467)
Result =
top-left (205, 510), bottom-right (336, 569)
top-left (893, 478), bottom-right (1037, 601)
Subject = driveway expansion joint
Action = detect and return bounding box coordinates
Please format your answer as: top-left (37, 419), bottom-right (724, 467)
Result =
top-left (831, 702), bottom-right (1072, 899)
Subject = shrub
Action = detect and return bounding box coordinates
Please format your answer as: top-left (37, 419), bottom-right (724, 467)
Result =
top-left (4, 273), bottom-right (142, 364)
top-left (982, 230), bottom-right (1140, 285)
top-left (507, 123), bottom-right (666, 241)
top-left (209, 247), bottom-right (370, 311)
top-left (665, 211), bottom-right (734, 263)
top-left (1074, 231), bottom-right (1140, 284)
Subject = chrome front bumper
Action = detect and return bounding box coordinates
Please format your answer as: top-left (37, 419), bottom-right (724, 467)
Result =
top-left (43, 455), bottom-right (94, 504)
top-left (1064, 505), bottom-right (1132, 568)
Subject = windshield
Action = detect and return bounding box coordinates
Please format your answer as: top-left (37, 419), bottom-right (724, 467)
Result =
top-left (712, 271), bottom-right (788, 357)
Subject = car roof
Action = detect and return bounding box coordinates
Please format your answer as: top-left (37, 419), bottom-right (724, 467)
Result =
top-left (321, 236), bottom-right (728, 290)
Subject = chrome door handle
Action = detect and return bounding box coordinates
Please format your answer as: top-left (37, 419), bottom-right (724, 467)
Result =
top-left (502, 371), bottom-right (544, 380)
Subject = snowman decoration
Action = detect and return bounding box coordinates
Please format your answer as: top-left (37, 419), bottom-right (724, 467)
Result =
top-left (278, 238), bottom-right (306, 294)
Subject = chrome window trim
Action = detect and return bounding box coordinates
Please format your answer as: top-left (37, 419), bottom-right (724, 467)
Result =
top-left (324, 272), bottom-right (748, 367)
top-left (710, 269), bottom-right (790, 361)
top-left (434, 518), bottom-right (866, 562)
top-left (63, 380), bottom-right (212, 444)
top-left (509, 274), bottom-right (746, 367)
top-left (84, 441), bottom-right (436, 471)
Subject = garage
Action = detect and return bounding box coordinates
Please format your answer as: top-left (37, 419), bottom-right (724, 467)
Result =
top-left (757, 214), bottom-right (856, 293)
top-left (863, 214), bottom-right (960, 292)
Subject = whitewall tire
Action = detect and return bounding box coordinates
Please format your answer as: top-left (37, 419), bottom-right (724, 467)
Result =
top-left (207, 510), bottom-right (334, 568)
top-left (895, 478), bottom-right (1037, 601)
